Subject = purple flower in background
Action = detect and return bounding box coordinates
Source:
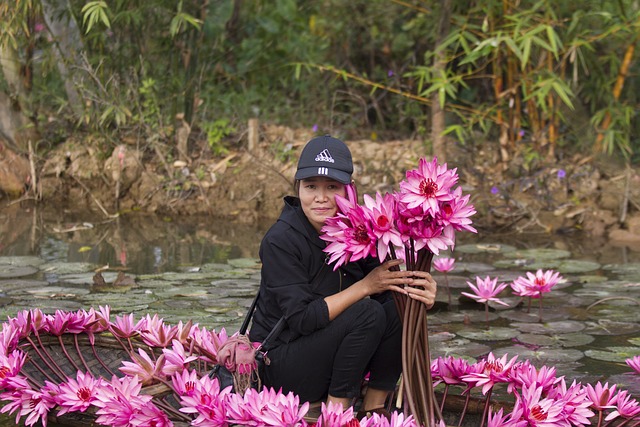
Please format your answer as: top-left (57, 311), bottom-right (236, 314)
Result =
top-left (518, 129), bottom-right (525, 137)
top-left (388, 70), bottom-right (394, 77)
top-left (312, 124), bottom-right (318, 133)
top-left (491, 186), bottom-right (499, 195)
top-left (557, 169), bottom-right (566, 179)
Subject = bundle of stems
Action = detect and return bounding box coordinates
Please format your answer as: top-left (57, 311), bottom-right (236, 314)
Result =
top-left (392, 243), bottom-right (442, 426)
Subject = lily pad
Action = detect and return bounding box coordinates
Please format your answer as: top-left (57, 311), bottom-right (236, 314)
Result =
top-left (227, 258), bottom-right (261, 269)
top-left (0, 256), bottom-right (45, 267)
top-left (428, 338), bottom-right (491, 359)
top-left (574, 275), bottom-right (608, 284)
top-left (454, 243), bottom-right (517, 254)
top-left (585, 347), bottom-right (640, 363)
top-left (40, 262), bottom-right (96, 275)
top-left (584, 320), bottom-right (640, 336)
top-left (556, 260), bottom-right (601, 274)
top-left (516, 333), bottom-right (594, 348)
top-left (21, 286), bottom-right (91, 297)
top-left (11, 299), bottom-right (84, 312)
top-left (493, 259), bottom-right (541, 269)
top-left (493, 345), bottom-right (584, 363)
top-left (0, 265), bottom-right (39, 279)
top-left (153, 286), bottom-right (210, 298)
top-left (602, 263), bottom-right (640, 274)
top-left (457, 327), bottom-right (519, 341)
top-left (629, 337), bottom-right (640, 346)
top-left (606, 374), bottom-right (640, 397)
top-left (429, 310), bottom-right (499, 325)
top-left (512, 320), bottom-right (585, 334)
top-left (450, 262), bottom-right (495, 274)
top-left (503, 248), bottom-right (571, 261)
top-left (499, 308), bottom-right (570, 323)
top-left (0, 279), bottom-right (50, 292)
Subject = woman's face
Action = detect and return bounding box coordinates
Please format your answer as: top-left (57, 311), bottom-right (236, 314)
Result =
top-left (298, 177), bottom-right (346, 232)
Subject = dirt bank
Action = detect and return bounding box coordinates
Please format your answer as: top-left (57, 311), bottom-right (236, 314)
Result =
top-left (4, 124), bottom-right (640, 248)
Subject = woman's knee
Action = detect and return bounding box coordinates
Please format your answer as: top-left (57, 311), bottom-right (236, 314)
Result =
top-left (348, 299), bottom-right (386, 330)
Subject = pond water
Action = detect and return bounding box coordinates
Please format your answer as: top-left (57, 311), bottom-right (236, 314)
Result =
top-left (1, 203), bottom-right (640, 419)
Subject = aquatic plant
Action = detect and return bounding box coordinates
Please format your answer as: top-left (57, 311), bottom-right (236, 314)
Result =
top-left (321, 156), bottom-right (476, 426)
top-left (0, 307), bottom-right (637, 426)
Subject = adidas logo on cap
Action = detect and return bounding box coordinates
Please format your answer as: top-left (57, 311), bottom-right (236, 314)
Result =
top-left (314, 149), bottom-right (335, 163)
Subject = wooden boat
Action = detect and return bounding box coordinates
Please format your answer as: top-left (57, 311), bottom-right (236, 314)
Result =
top-left (16, 329), bottom-right (509, 427)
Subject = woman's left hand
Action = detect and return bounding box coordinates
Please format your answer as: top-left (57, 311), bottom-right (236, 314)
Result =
top-left (404, 271), bottom-right (437, 308)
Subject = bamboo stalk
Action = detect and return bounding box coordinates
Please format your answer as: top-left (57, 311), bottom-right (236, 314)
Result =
top-left (595, 37), bottom-right (637, 150)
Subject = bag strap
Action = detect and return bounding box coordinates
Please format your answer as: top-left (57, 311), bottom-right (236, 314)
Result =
top-left (256, 316), bottom-right (285, 352)
top-left (239, 292), bottom-right (260, 335)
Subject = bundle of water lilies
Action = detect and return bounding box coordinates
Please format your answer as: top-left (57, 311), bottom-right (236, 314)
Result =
top-left (321, 157), bottom-right (476, 426)
top-left (0, 307), bottom-right (639, 427)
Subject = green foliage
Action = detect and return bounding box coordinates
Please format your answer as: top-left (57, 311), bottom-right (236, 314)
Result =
top-left (203, 119), bottom-right (234, 156)
top-left (81, 1), bottom-right (111, 34)
top-left (2, 0), bottom-right (640, 165)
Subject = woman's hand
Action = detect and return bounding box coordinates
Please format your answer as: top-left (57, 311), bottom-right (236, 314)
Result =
top-left (404, 270), bottom-right (437, 308)
top-left (361, 259), bottom-right (415, 295)
top-left (362, 261), bottom-right (437, 308)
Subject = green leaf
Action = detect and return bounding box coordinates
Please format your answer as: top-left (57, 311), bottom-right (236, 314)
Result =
top-left (81, 1), bottom-right (111, 34)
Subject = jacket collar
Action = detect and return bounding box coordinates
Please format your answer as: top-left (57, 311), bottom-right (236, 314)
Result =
top-left (280, 196), bottom-right (327, 249)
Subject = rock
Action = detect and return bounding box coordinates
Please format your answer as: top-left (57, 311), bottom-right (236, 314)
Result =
top-left (0, 143), bottom-right (30, 197)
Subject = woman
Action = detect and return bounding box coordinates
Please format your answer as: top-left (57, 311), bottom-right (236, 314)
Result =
top-left (249, 135), bottom-right (437, 416)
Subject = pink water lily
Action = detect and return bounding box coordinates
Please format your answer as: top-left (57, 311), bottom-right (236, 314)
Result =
top-left (162, 339), bottom-right (198, 377)
top-left (359, 410), bottom-right (422, 426)
top-left (226, 387), bottom-right (309, 426)
top-left (625, 355), bottom-right (640, 374)
top-left (129, 401), bottom-right (174, 427)
top-left (511, 269), bottom-right (562, 298)
top-left (120, 348), bottom-right (166, 385)
top-left (314, 401), bottom-right (358, 427)
top-left (398, 157), bottom-right (458, 216)
top-left (462, 352), bottom-right (519, 395)
top-left (55, 371), bottom-right (104, 415)
top-left (178, 373), bottom-right (230, 426)
top-left (511, 362), bottom-right (560, 394)
top-left (363, 192), bottom-right (404, 262)
top-left (171, 368), bottom-right (200, 397)
top-left (93, 375), bottom-right (153, 427)
top-left (437, 186), bottom-right (477, 238)
top-left (486, 407), bottom-right (527, 427)
top-left (0, 349), bottom-right (26, 389)
top-left (321, 201), bottom-right (377, 269)
top-left (462, 276), bottom-right (510, 321)
top-left (547, 379), bottom-right (594, 426)
top-left (514, 383), bottom-right (569, 427)
top-left (606, 390), bottom-right (640, 420)
top-left (140, 314), bottom-right (178, 347)
top-left (585, 381), bottom-right (619, 412)
top-left (432, 257), bottom-right (455, 305)
top-left (432, 257), bottom-right (455, 273)
top-left (110, 313), bottom-right (145, 339)
top-left (462, 276), bottom-right (510, 305)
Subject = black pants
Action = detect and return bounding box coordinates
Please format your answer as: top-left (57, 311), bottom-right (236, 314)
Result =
top-left (262, 297), bottom-right (402, 403)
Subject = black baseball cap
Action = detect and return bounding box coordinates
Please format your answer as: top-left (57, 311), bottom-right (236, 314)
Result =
top-left (295, 135), bottom-right (353, 184)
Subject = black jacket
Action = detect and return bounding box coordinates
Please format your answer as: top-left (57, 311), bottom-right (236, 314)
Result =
top-left (249, 196), bottom-right (379, 347)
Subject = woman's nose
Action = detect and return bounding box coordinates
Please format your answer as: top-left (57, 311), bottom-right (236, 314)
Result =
top-left (316, 189), bottom-right (329, 201)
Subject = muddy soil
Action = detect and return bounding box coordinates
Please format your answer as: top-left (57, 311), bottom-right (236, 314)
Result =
top-left (4, 123), bottom-right (640, 248)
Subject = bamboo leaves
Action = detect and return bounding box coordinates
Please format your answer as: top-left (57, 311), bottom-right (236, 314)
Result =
top-left (81, 1), bottom-right (111, 34)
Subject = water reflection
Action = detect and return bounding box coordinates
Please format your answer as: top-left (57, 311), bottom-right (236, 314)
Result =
top-left (0, 204), bottom-right (265, 273)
